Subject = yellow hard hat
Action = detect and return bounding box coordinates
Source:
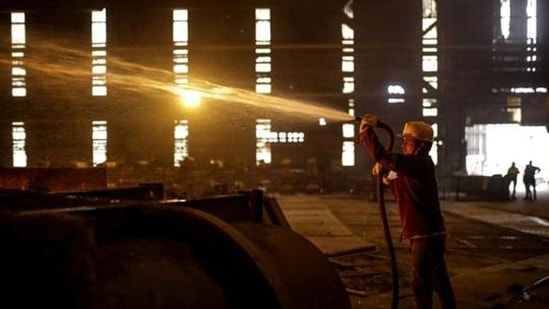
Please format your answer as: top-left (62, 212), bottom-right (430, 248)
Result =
top-left (401, 121), bottom-right (434, 142)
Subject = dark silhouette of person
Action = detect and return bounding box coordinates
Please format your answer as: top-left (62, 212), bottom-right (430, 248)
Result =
top-left (505, 162), bottom-right (520, 199)
top-left (523, 161), bottom-right (541, 200)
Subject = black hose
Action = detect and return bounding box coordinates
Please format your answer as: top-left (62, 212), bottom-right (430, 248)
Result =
top-left (356, 117), bottom-right (399, 308)
top-left (375, 121), bottom-right (399, 309)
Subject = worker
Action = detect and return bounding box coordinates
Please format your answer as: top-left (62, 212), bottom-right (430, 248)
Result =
top-left (505, 162), bottom-right (520, 200)
top-left (523, 160), bottom-right (541, 200)
top-left (358, 115), bottom-right (456, 309)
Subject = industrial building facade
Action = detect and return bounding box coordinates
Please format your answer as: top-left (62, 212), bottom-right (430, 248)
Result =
top-left (1, 0), bottom-right (547, 191)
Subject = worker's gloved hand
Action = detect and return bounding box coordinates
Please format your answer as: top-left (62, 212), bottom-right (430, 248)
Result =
top-left (372, 163), bottom-right (383, 176)
top-left (359, 114), bottom-right (378, 133)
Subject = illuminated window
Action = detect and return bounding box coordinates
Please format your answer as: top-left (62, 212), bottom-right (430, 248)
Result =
top-left (387, 84), bottom-right (405, 104)
top-left (342, 123), bottom-right (356, 165)
top-left (342, 123), bottom-right (355, 139)
top-left (278, 132), bottom-right (287, 143)
top-left (341, 141), bottom-right (355, 167)
top-left (256, 119), bottom-right (272, 164)
top-left (422, 1), bottom-right (438, 118)
top-left (255, 8), bottom-right (271, 94)
top-left (287, 132), bottom-right (305, 143)
top-left (496, 0), bottom-right (538, 72)
top-left (423, 76), bottom-right (438, 91)
top-left (422, 2), bottom-right (439, 163)
top-left (92, 120), bottom-right (107, 167)
top-left (11, 12), bottom-right (26, 97)
top-left (253, 9), bottom-right (303, 162)
top-left (341, 24), bottom-right (354, 72)
top-left (174, 119), bottom-right (189, 167)
top-left (92, 9), bottom-right (107, 96)
top-left (343, 77), bottom-right (355, 94)
top-left (525, 0), bottom-right (537, 72)
top-left (255, 119), bottom-right (305, 165)
top-left (506, 97), bottom-right (521, 123)
top-left (173, 9), bottom-right (189, 87)
top-left (341, 23), bottom-right (355, 96)
top-left (422, 55), bottom-right (438, 72)
top-left (500, 0), bottom-right (511, 39)
top-left (341, 1), bottom-right (356, 167)
top-left (499, 0), bottom-right (537, 43)
top-left (526, 0), bottom-right (537, 41)
top-left (347, 98), bottom-right (355, 118)
top-left (422, 98), bottom-right (438, 117)
top-left (12, 122), bottom-right (27, 167)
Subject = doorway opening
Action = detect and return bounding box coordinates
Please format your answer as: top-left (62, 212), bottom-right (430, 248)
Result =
top-left (465, 124), bottom-right (548, 193)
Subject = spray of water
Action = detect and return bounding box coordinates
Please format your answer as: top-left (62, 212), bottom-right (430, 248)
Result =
top-left (3, 38), bottom-right (355, 123)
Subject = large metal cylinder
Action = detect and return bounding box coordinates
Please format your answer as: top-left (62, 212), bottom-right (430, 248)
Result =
top-left (0, 202), bottom-right (351, 309)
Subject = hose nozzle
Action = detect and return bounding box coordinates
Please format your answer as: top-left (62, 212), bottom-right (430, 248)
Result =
top-left (353, 115), bottom-right (395, 151)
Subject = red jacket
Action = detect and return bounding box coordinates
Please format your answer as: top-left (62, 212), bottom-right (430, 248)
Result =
top-left (360, 128), bottom-right (446, 240)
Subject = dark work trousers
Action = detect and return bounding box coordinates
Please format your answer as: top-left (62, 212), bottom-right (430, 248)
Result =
top-left (410, 235), bottom-right (456, 309)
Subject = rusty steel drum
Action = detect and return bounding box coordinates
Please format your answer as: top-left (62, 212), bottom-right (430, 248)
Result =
top-left (0, 203), bottom-right (351, 309)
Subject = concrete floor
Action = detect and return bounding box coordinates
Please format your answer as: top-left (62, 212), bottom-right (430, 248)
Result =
top-left (274, 187), bottom-right (549, 309)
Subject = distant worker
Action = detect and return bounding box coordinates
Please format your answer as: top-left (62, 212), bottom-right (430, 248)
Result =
top-left (523, 161), bottom-right (541, 201)
top-left (505, 162), bottom-right (520, 200)
top-left (358, 115), bottom-right (456, 309)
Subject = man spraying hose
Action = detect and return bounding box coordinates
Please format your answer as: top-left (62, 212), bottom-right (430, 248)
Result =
top-left (358, 114), bottom-right (456, 309)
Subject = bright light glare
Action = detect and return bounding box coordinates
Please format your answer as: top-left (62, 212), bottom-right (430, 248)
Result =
top-left (178, 89), bottom-right (202, 107)
top-left (319, 117), bottom-right (327, 126)
top-left (466, 124), bottom-right (549, 186)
